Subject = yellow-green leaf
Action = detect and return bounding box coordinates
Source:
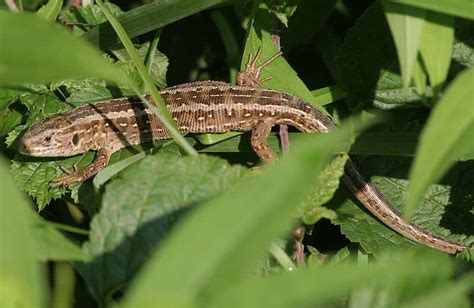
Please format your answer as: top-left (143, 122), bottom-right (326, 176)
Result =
top-left (406, 67), bottom-right (474, 217)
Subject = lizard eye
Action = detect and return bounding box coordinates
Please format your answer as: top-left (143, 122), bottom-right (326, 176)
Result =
top-left (44, 136), bottom-right (52, 142)
top-left (72, 134), bottom-right (79, 146)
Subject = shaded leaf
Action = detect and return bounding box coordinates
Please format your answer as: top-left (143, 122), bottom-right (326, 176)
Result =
top-left (78, 154), bottom-right (246, 300)
top-left (336, 2), bottom-right (397, 100)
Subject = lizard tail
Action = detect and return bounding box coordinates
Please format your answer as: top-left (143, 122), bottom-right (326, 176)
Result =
top-left (343, 158), bottom-right (468, 254)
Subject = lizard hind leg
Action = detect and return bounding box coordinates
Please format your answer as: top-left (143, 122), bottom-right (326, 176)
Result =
top-left (236, 46), bottom-right (283, 88)
top-left (50, 148), bottom-right (111, 187)
top-left (251, 120), bottom-right (276, 161)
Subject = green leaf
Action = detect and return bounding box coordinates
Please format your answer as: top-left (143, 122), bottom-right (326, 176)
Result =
top-left (419, 11), bottom-right (454, 94)
top-left (406, 66), bottom-right (474, 218)
top-left (36, 0), bottom-right (63, 21)
top-left (208, 250), bottom-right (458, 307)
top-left (0, 106), bottom-right (22, 137)
top-left (123, 119), bottom-right (370, 307)
top-left (77, 154), bottom-right (246, 300)
top-left (0, 158), bottom-right (47, 307)
top-left (400, 273), bottom-right (474, 308)
top-left (373, 69), bottom-right (425, 108)
top-left (383, 1), bottom-right (426, 87)
top-left (82, 0), bottom-right (237, 48)
top-left (34, 222), bottom-right (89, 262)
top-left (0, 11), bottom-right (130, 86)
top-left (11, 153), bottom-right (94, 211)
top-left (412, 55), bottom-right (427, 95)
top-left (387, 0), bottom-right (474, 21)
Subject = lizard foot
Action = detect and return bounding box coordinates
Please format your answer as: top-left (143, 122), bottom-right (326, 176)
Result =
top-left (236, 46), bottom-right (282, 88)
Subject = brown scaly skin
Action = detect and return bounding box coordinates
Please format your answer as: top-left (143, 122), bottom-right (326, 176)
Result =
top-left (19, 48), bottom-right (469, 254)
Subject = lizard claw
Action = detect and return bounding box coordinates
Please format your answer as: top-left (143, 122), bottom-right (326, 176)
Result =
top-left (236, 46), bottom-right (282, 87)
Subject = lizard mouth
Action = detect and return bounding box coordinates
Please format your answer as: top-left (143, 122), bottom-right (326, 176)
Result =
top-left (17, 138), bottom-right (33, 155)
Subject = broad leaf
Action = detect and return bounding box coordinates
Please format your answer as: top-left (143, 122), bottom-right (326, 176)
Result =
top-left (406, 66), bottom-right (474, 217)
top-left (77, 154), bottom-right (246, 300)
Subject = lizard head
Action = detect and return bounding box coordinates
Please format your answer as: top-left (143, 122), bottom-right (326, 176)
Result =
top-left (18, 114), bottom-right (85, 157)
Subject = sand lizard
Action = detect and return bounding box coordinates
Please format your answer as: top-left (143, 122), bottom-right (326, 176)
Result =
top-left (18, 48), bottom-right (468, 254)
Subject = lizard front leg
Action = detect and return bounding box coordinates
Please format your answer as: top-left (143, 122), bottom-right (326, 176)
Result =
top-left (51, 148), bottom-right (111, 187)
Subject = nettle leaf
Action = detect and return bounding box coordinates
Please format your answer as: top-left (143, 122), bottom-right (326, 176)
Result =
top-left (58, 78), bottom-right (130, 104)
top-left (0, 105), bottom-right (22, 137)
top-left (8, 91), bottom-right (77, 210)
top-left (57, 44), bottom-right (169, 104)
top-left (11, 152), bottom-right (95, 211)
top-left (332, 156), bottom-right (473, 256)
top-left (0, 88), bottom-right (24, 109)
top-left (300, 154), bottom-right (348, 225)
top-left (19, 92), bottom-right (70, 124)
top-left (373, 67), bottom-right (426, 108)
top-left (77, 154), bottom-right (247, 300)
